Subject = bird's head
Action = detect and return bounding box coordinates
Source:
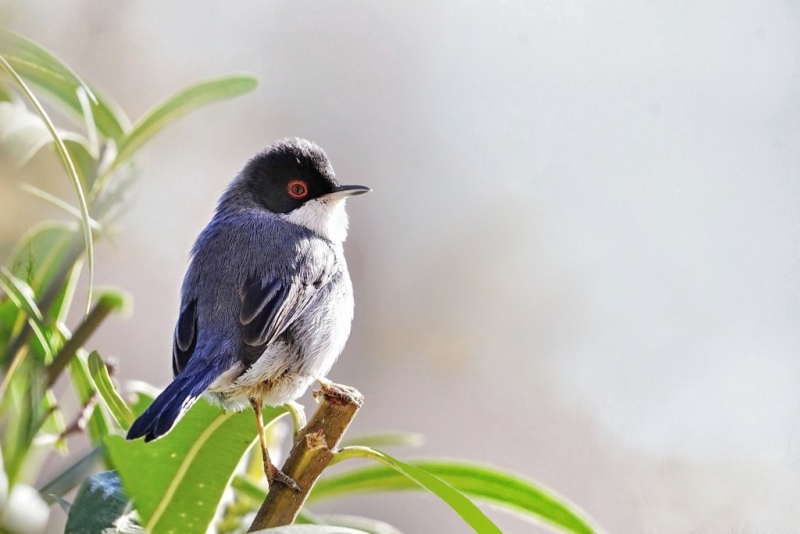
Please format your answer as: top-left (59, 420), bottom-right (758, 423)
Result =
top-left (232, 138), bottom-right (370, 242)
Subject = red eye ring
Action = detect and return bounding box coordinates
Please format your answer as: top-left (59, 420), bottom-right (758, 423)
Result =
top-left (287, 180), bottom-right (308, 199)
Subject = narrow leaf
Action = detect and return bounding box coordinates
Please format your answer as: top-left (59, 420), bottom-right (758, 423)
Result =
top-left (340, 432), bottom-right (424, 450)
top-left (320, 515), bottom-right (403, 534)
top-left (88, 350), bottom-right (135, 428)
top-left (21, 185), bottom-right (103, 230)
top-left (0, 101), bottom-right (89, 167)
top-left (251, 527), bottom-right (370, 534)
top-left (7, 221), bottom-right (76, 298)
top-left (0, 54), bottom-right (94, 315)
top-left (107, 74), bottom-right (257, 176)
top-left (0, 266), bottom-right (53, 361)
top-left (332, 449), bottom-right (503, 534)
top-left (105, 399), bottom-right (285, 534)
top-left (67, 350), bottom-right (111, 443)
top-left (0, 29), bottom-right (128, 139)
top-left (315, 457), bottom-right (598, 534)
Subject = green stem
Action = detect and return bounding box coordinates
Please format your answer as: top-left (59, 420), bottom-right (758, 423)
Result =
top-left (45, 293), bottom-right (121, 389)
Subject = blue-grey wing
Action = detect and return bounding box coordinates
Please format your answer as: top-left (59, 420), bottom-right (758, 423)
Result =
top-left (172, 298), bottom-right (198, 377)
top-left (238, 274), bottom-right (318, 363)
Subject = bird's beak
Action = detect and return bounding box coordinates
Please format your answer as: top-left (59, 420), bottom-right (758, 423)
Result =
top-left (325, 185), bottom-right (372, 200)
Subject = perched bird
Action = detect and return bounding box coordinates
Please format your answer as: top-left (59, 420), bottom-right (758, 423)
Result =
top-left (126, 138), bottom-right (370, 489)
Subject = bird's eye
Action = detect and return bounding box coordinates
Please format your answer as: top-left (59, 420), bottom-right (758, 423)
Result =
top-left (287, 180), bottom-right (308, 199)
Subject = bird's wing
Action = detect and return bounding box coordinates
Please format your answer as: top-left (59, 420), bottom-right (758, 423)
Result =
top-left (172, 298), bottom-right (198, 377)
top-left (238, 270), bottom-right (321, 352)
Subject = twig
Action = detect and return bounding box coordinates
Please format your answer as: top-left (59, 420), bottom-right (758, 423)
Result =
top-left (45, 293), bottom-right (122, 389)
top-left (247, 384), bottom-right (364, 531)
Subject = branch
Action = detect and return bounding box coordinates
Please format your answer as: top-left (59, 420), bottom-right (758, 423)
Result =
top-left (45, 292), bottom-right (124, 389)
top-left (248, 384), bottom-right (364, 531)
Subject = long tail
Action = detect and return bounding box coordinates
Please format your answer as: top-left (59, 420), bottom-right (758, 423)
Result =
top-left (126, 363), bottom-right (223, 442)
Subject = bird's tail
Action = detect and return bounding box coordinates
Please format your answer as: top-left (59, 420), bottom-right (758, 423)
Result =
top-left (126, 362), bottom-right (223, 442)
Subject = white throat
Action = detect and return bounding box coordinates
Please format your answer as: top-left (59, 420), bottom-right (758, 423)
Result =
top-left (281, 198), bottom-right (349, 242)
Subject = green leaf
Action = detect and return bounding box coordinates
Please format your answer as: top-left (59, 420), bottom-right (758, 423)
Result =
top-left (0, 82), bottom-right (13, 101)
top-left (64, 138), bottom-right (97, 189)
top-left (251, 527), bottom-right (370, 534)
top-left (315, 456), bottom-right (598, 534)
top-left (127, 381), bottom-right (158, 417)
top-left (7, 221), bottom-right (76, 297)
top-left (0, 54), bottom-right (94, 315)
top-left (0, 30), bottom-right (128, 140)
top-left (0, 266), bottom-right (53, 361)
top-left (40, 388), bottom-right (67, 453)
top-left (65, 470), bottom-right (144, 534)
top-left (340, 432), bottom-right (424, 450)
top-left (0, 101), bottom-right (89, 166)
top-left (88, 350), bottom-right (135, 428)
top-left (105, 399), bottom-right (286, 534)
top-left (326, 449), bottom-right (502, 534)
top-left (0, 297), bottom-right (21, 351)
top-left (318, 516), bottom-right (402, 534)
top-left (48, 259), bottom-right (82, 324)
top-left (67, 349), bottom-right (111, 443)
top-left (106, 74), bottom-right (257, 176)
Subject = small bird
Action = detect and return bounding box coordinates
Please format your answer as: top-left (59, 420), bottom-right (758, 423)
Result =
top-left (126, 138), bottom-right (370, 489)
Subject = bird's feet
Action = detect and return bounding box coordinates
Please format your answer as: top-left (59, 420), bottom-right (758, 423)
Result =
top-left (314, 377), bottom-right (364, 407)
top-left (267, 463), bottom-right (301, 493)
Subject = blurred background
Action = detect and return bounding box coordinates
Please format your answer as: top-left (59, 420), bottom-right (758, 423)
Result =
top-left (2, 1), bottom-right (800, 532)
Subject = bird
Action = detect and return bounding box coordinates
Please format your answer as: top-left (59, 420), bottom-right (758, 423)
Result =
top-left (126, 137), bottom-right (370, 490)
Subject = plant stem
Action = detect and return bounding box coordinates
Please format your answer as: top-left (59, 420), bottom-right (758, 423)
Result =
top-left (247, 384), bottom-right (364, 531)
top-left (45, 293), bottom-right (121, 389)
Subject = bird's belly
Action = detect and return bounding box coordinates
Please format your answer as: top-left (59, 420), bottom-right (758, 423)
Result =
top-left (205, 291), bottom-right (352, 411)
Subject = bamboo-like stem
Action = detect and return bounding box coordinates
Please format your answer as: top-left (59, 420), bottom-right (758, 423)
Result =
top-left (247, 384), bottom-right (363, 531)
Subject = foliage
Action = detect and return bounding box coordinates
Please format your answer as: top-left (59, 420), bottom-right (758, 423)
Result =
top-left (0, 30), bottom-right (602, 534)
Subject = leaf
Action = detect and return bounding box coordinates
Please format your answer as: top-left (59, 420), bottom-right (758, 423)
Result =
top-left (126, 381), bottom-right (158, 417)
top-left (0, 55), bottom-right (94, 315)
top-left (107, 74), bottom-right (257, 175)
top-left (40, 388), bottom-right (67, 453)
top-left (105, 399), bottom-right (286, 534)
top-left (0, 101), bottom-right (89, 166)
top-left (0, 30), bottom-right (128, 140)
top-left (0, 297), bottom-right (21, 352)
top-left (319, 516), bottom-right (403, 534)
top-left (51, 494), bottom-right (72, 514)
top-left (88, 350), bottom-right (135, 428)
top-left (315, 456), bottom-right (598, 534)
top-left (7, 221), bottom-right (76, 297)
top-left (21, 185), bottom-right (103, 231)
top-left (340, 432), bottom-right (424, 450)
top-left (0, 266), bottom-right (53, 361)
top-left (48, 259), bottom-right (82, 324)
top-left (0, 82), bottom-right (13, 101)
top-left (251, 527), bottom-right (370, 534)
top-left (64, 138), bottom-right (97, 189)
top-left (65, 471), bottom-right (144, 534)
top-left (325, 449), bottom-right (502, 534)
top-left (68, 350), bottom-right (111, 443)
